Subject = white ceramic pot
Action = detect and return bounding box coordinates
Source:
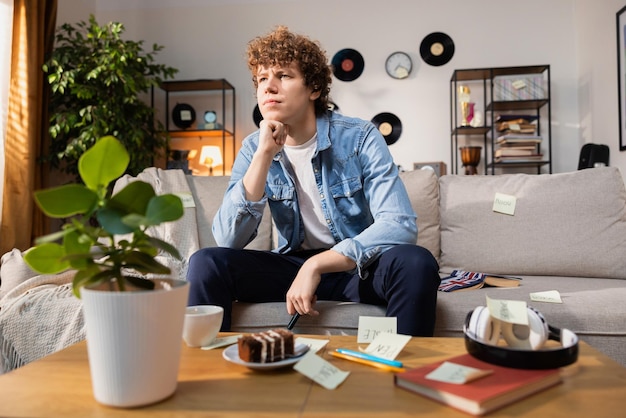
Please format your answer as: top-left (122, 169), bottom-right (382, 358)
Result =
top-left (81, 278), bottom-right (189, 408)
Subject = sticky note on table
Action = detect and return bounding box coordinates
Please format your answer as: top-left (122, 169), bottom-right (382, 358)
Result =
top-left (357, 316), bottom-right (397, 343)
top-left (295, 337), bottom-right (329, 353)
top-left (293, 352), bottom-right (350, 390)
top-left (426, 361), bottom-right (493, 384)
top-left (363, 332), bottom-right (411, 360)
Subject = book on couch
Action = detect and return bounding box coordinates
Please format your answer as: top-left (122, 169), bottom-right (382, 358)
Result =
top-left (438, 270), bottom-right (521, 292)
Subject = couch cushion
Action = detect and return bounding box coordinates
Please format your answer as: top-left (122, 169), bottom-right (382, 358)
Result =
top-left (0, 249), bottom-right (37, 301)
top-left (399, 169), bottom-right (440, 259)
top-left (433, 275), bottom-right (626, 366)
top-left (439, 167), bottom-right (626, 279)
top-left (187, 176), bottom-right (272, 251)
top-left (231, 300), bottom-right (386, 335)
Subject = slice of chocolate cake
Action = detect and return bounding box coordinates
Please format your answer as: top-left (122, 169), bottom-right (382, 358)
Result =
top-left (238, 329), bottom-right (295, 363)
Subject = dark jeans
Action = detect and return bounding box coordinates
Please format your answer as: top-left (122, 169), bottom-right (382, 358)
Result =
top-left (186, 244), bottom-right (440, 336)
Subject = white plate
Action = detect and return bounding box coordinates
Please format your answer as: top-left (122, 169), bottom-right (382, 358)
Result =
top-left (222, 343), bottom-right (310, 370)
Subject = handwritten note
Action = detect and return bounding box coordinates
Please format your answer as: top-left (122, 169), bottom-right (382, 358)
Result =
top-left (486, 296), bottom-right (528, 325)
top-left (295, 337), bottom-right (329, 353)
top-left (357, 316), bottom-right (397, 343)
top-left (363, 332), bottom-right (411, 360)
top-left (200, 335), bottom-right (241, 350)
top-left (293, 352), bottom-right (350, 390)
top-left (530, 290), bottom-right (563, 304)
top-left (426, 361), bottom-right (493, 384)
top-left (492, 192), bottom-right (516, 216)
top-left (175, 192), bottom-right (196, 208)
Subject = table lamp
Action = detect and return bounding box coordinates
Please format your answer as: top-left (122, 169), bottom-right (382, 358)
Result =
top-left (199, 145), bottom-right (222, 176)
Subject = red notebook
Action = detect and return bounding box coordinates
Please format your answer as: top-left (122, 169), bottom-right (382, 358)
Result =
top-left (394, 353), bottom-right (562, 416)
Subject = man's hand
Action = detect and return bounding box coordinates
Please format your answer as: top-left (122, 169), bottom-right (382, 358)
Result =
top-left (258, 119), bottom-right (287, 156)
top-left (243, 119), bottom-right (288, 201)
top-left (286, 250), bottom-right (357, 317)
top-left (286, 260), bottom-right (322, 317)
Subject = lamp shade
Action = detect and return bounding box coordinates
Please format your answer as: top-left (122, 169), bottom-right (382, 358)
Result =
top-left (199, 146), bottom-right (223, 169)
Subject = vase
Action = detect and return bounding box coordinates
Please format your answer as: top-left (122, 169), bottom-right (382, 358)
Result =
top-left (81, 278), bottom-right (189, 407)
top-left (460, 146), bottom-right (482, 175)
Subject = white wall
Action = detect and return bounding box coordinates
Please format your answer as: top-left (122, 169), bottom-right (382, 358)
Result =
top-left (575, 0), bottom-right (626, 178)
top-left (55, 0), bottom-right (626, 181)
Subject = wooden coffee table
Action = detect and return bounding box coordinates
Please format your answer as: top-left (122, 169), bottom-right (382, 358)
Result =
top-left (0, 334), bottom-right (624, 417)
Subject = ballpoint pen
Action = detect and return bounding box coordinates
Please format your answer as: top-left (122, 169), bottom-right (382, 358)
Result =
top-left (335, 348), bottom-right (403, 368)
top-left (287, 313), bottom-right (300, 330)
top-left (328, 350), bottom-right (405, 373)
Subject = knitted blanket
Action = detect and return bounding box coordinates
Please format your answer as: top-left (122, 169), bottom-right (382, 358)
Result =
top-left (0, 168), bottom-right (199, 373)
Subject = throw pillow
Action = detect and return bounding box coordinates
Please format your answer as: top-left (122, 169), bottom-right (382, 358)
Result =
top-left (0, 248), bottom-right (38, 300)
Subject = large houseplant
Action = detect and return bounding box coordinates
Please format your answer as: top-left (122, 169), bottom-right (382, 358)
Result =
top-left (43, 15), bottom-right (178, 180)
top-left (24, 136), bottom-right (189, 408)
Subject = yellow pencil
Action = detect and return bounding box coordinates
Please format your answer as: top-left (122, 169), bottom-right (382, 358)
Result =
top-left (328, 350), bottom-right (405, 373)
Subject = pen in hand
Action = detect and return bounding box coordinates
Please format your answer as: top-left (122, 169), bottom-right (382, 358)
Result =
top-left (287, 313), bottom-right (300, 330)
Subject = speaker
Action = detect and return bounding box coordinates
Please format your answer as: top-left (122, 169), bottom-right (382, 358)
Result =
top-left (463, 306), bottom-right (579, 369)
top-left (578, 143), bottom-right (609, 170)
top-left (413, 161), bottom-right (447, 177)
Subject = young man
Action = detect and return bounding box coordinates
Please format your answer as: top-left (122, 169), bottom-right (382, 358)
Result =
top-left (186, 26), bottom-right (440, 336)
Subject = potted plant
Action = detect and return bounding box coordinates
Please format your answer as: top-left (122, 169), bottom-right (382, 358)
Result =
top-left (24, 135), bottom-right (188, 408)
top-left (42, 14), bottom-right (178, 180)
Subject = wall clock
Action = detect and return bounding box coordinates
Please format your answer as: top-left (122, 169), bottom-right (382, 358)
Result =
top-left (385, 51), bottom-right (412, 79)
top-left (204, 110), bottom-right (217, 124)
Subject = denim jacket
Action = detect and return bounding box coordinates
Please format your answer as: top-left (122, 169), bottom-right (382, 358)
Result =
top-left (212, 111), bottom-right (417, 277)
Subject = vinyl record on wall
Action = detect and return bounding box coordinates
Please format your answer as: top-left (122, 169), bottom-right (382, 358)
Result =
top-left (419, 32), bottom-right (455, 67)
top-left (172, 103), bottom-right (196, 129)
top-left (331, 48), bottom-right (365, 81)
top-left (371, 112), bottom-right (402, 145)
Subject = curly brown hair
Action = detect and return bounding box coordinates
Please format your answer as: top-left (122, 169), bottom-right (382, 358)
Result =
top-left (247, 26), bottom-right (332, 116)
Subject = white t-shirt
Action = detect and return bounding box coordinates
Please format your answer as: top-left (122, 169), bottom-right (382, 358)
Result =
top-left (282, 134), bottom-right (335, 250)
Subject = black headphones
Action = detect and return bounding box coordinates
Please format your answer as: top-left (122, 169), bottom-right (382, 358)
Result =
top-left (463, 306), bottom-right (579, 369)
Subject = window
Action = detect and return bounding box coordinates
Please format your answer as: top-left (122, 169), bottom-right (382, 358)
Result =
top-left (0, 0), bottom-right (13, 213)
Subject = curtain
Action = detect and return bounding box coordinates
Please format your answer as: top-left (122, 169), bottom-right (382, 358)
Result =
top-left (0, 0), bottom-right (57, 255)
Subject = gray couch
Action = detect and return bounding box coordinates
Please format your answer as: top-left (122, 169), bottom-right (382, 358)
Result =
top-left (195, 167), bottom-right (626, 366)
top-left (1, 166), bottom-right (625, 374)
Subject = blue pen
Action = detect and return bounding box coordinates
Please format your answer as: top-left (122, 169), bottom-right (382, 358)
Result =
top-left (335, 348), bottom-right (403, 368)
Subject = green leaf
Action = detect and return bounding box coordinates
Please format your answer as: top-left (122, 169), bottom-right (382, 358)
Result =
top-left (147, 236), bottom-right (182, 260)
top-left (145, 194), bottom-right (184, 225)
top-left (108, 181), bottom-right (155, 215)
top-left (96, 206), bottom-right (135, 235)
top-left (123, 251), bottom-right (171, 274)
top-left (78, 135), bottom-right (129, 191)
top-left (33, 184), bottom-right (98, 218)
top-left (63, 229), bottom-right (94, 269)
top-left (23, 243), bottom-right (70, 274)
top-left (73, 266), bottom-right (110, 298)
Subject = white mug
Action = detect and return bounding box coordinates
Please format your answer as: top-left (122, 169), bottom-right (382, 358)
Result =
top-left (183, 305), bottom-right (224, 347)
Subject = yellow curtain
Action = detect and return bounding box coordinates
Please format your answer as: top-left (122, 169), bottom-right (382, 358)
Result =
top-left (0, 0), bottom-right (57, 254)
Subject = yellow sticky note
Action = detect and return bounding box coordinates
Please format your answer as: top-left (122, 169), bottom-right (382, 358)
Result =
top-left (295, 337), bottom-right (329, 353)
top-left (486, 296), bottom-right (528, 325)
top-left (426, 361), bottom-right (493, 384)
top-left (364, 332), bottom-right (411, 360)
top-left (293, 352), bottom-right (350, 390)
top-left (175, 192), bottom-right (196, 208)
top-left (493, 193), bottom-right (516, 215)
top-left (357, 316), bottom-right (397, 343)
top-left (530, 290), bottom-right (563, 304)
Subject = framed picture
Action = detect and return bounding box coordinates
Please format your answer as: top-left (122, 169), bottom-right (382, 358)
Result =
top-left (618, 6), bottom-right (626, 151)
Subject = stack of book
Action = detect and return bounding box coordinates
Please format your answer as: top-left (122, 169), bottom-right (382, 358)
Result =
top-left (494, 115), bottom-right (543, 163)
